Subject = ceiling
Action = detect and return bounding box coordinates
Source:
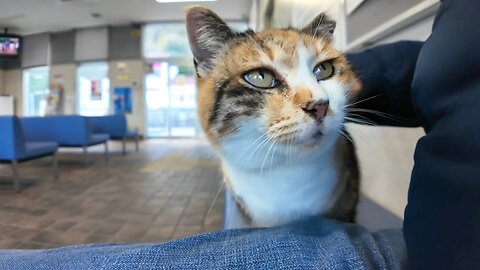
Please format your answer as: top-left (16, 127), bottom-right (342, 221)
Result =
top-left (0, 0), bottom-right (252, 35)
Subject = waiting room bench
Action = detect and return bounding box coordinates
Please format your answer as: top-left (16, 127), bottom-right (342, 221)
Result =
top-left (0, 116), bottom-right (58, 192)
top-left (89, 114), bottom-right (140, 155)
top-left (20, 115), bottom-right (110, 163)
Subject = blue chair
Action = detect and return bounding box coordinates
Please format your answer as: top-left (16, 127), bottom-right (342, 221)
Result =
top-left (21, 116), bottom-right (110, 163)
top-left (89, 115), bottom-right (140, 155)
top-left (0, 116), bottom-right (58, 193)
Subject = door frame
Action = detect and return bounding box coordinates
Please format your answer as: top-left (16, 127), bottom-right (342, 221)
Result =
top-left (144, 57), bottom-right (198, 138)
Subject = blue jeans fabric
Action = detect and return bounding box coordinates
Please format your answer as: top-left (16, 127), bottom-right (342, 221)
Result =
top-left (0, 217), bottom-right (406, 270)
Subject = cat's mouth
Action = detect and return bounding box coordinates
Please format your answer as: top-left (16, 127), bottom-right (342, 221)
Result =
top-left (312, 130), bottom-right (324, 139)
top-left (297, 128), bottom-right (325, 147)
top-left (270, 125), bottom-right (325, 147)
top-left (266, 112), bottom-right (341, 147)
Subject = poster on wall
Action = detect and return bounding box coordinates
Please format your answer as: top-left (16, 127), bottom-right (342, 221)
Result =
top-left (90, 80), bottom-right (102, 100)
top-left (114, 87), bottom-right (133, 114)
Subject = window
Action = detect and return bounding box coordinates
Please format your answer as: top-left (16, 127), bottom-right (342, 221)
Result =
top-left (143, 23), bottom-right (192, 59)
top-left (77, 62), bottom-right (110, 116)
top-left (142, 22), bottom-right (249, 59)
top-left (23, 66), bottom-right (49, 116)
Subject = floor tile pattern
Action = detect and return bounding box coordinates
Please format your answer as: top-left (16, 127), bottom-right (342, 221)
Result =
top-left (0, 139), bottom-right (223, 249)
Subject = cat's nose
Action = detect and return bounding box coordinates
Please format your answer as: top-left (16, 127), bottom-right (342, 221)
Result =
top-left (302, 100), bottom-right (329, 123)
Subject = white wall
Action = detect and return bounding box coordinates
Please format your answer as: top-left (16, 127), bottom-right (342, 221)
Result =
top-left (255, 0), bottom-right (347, 50)
top-left (75, 27), bottom-right (109, 62)
top-left (0, 70), bottom-right (4, 94)
top-left (375, 15), bottom-right (434, 46)
top-left (350, 125), bottom-right (424, 231)
top-left (4, 69), bottom-right (23, 116)
top-left (109, 60), bottom-right (146, 135)
top-left (291, 0), bottom-right (347, 50)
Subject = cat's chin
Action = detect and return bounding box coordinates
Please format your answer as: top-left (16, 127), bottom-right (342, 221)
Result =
top-left (291, 135), bottom-right (325, 151)
top-left (289, 125), bottom-right (342, 151)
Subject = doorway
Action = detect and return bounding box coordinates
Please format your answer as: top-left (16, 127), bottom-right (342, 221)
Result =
top-left (145, 60), bottom-right (198, 137)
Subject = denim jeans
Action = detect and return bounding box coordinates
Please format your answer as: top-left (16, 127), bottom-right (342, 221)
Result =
top-left (0, 217), bottom-right (406, 269)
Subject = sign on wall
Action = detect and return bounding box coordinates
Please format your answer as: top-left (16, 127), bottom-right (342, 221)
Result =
top-left (114, 87), bottom-right (133, 114)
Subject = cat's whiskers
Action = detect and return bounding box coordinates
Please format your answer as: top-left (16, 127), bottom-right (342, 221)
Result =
top-left (246, 133), bottom-right (274, 163)
top-left (268, 120), bottom-right (298, 139)
top-left (346, 108), bottom-right (412, 125)
top-left (269, 120), bottom-right (296, 131)
top-left (339, 129), bottom-right (354, 143)
top-left (260, 131), bottom-right (282, 176)
top-left (233, 132), bottom-right (268, 164)
top-left (259, 135), bottom-right (276, 176)
top-left (204, 180), bottom-right (225, 224)
top-left (344, 115), bottom-right (376, 126)
top-left (269, 141), bottom-right (280, 177)
top-left (342, 95), bottom-right (380, 109)
top-left (262, 127), bottom-right (297, 176)
top-left (344, 123), bottom-right (371, 146)
top-left (287, 132), bottom-right (292, 164)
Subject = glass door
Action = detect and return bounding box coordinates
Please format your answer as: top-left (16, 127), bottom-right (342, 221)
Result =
top-left (77, 62), bottom-right (110, 116)
top-left (23, 66), bottom-right (49, 116)
top-left (145, 60), bottom-right (198, 137)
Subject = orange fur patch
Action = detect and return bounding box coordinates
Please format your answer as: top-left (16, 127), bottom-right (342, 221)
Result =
top-left (293, 88), bottom-right (313, 108)
top-left (194, 27), bottom-right (357, 144)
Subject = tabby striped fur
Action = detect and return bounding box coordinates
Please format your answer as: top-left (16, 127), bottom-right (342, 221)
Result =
top-left (186, 6), bottom-right (359, 227)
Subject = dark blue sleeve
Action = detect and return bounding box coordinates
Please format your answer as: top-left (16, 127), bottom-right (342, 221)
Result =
top-left (346, 41), bottom-right (423, 127)
top-left (404, 0), bottom-right (480, 269)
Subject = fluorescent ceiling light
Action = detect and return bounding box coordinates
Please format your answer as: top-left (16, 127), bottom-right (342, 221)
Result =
top-left (156, 0), bottom-right (217, 3)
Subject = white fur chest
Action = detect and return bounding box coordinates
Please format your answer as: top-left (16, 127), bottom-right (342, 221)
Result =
top-left (222, 152), bottom-right (339, 227)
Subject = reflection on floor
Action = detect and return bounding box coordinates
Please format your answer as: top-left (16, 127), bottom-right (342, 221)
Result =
top-left (0, 139), bottom-right (223, 249)
top-left (0, 125), bottom-right (424, 249)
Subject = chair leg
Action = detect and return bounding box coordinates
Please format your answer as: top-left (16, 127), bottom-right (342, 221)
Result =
top-left (122, 139), bottom-right (126, 155)
top-left (52, 152), bottom-right (59, 179)
top-left (135, 135), bottom-right (139, 152)
top-left (11, 161), bottom-right (20, 193)
top-left (83, 146), bottom-right (88, 165)
top-left (105, 142), bottom-right (109, 162)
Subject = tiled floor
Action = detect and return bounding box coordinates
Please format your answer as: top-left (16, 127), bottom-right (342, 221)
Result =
top-left (0, 125), bottom-right (424, 249)
top-left (0, 139), bottom-right (224, 249)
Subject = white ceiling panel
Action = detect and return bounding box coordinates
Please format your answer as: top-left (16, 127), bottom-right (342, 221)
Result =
top-left (0, 0), bottom-right (252, 35)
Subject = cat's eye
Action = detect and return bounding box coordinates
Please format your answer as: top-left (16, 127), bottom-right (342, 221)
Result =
top-left (243, 69), bottom-right (278, 89)
top-left (313, 61), bottom-right (335, 81)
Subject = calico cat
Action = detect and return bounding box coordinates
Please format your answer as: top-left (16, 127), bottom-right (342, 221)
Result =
top-left (185, 6), bottom-right (359, 227)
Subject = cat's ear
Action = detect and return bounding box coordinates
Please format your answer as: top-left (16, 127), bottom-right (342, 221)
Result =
top-left (301, 13), bottom-right (336, 40)
top-left (185, 6), bottom-right (234, 76)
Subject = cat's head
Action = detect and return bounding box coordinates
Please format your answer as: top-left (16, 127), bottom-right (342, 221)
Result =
top-left (186, 6), bottom-right (356, 166)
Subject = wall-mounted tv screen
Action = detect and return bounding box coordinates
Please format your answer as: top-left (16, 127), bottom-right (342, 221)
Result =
top-left (0, 35), bottom-right (21, 58)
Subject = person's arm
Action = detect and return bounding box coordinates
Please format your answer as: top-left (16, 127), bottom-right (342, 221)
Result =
top-left (404, 0), bottom-right (480, 268)
top-left (346, 41), bottom-right (423, 127)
